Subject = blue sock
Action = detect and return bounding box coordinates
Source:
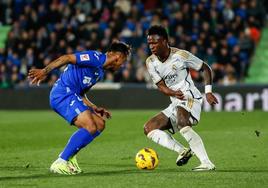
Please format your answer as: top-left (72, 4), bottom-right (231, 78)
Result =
top-left (60, 128), bottom-right (101, 161)
top-left (92, 130), bottom-right (101, 138)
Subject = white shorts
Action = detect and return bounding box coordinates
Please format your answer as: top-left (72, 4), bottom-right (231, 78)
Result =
top-left (162, 97), bottom-right (203, 133)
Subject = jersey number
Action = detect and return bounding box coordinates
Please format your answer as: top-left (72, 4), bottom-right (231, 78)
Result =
top-left (83, 76), bottom-right (92, 85)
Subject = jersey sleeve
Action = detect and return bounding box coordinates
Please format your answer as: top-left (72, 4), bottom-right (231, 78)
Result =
top-left (182, 50), bottom-right (203, 71)
top-left (75, 50), bottom-right (106, 67)
top-left (146, 58), bottom-right (162, 84)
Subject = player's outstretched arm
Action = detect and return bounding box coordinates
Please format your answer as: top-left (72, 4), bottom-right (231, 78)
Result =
top-left (28, 54), bottom-right (76, 86)
top-left (200, 62), bottom-right (218, 105)
top-left (156, 80), bottom-right (185, 100)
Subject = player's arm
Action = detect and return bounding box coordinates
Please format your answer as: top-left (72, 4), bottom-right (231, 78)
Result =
top-left (200, 62), bottom-right (218, 105)
top-left (82, 94), bottom-right (97, 108)
top-left (28, 54), bottom-right (76, 85)
top-left (146, 58), bottom-right (184, 100)
top-left (156, 80), bottom-right (184, 100)
top-left (182, 50), bottom-right (218, 105)
top-left (82, 94), bottom-right (111, 120)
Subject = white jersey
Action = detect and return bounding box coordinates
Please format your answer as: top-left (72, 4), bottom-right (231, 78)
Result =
top-left (146, 47), bottom-right (203, 102)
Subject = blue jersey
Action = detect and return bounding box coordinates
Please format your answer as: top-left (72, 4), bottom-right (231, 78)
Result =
top-left (57, 50), bottom-right (106, 94)
top-left (49, 50), bottom-right (106, 124)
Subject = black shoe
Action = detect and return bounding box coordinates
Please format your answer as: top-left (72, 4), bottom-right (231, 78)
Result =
top-left (176, 148), bottom-right (193, 166)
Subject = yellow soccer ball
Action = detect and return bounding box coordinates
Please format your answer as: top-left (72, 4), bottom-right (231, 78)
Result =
top-left (135, 148), bottom-right (159, 170)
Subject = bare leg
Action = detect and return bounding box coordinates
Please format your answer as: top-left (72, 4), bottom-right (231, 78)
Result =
top-left (144, 112), bottom-right (185, 154)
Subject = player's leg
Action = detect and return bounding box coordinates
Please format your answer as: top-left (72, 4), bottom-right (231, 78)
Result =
top-left (59, 110), bottom-right (103, 162)
top-left (51, 110), bottom-right (104, 174)
top-left (177, 107), bottom-right (215, 171)
top-left (49, 91), bottom-right (105, 174)
top-left (144, 112), bottom-right (186, 156)
top-left (67, 111), bottom-right (105, 173)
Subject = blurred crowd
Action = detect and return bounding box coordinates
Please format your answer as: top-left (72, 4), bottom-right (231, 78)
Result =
top-left (0, 0), bottom-right (266, 88)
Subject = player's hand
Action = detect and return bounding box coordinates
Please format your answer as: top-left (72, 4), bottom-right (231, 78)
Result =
top-left (28, 68), bottom-right (47, 86)
top-left (94, 107), bottom-right (112, 120)
top-left (206, 93), bottom-right (218, 106)
top-left (174, 90), bottom-right (184, 100)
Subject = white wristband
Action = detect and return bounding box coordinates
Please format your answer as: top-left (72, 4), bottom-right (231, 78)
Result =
top-left (205, 85), bottom-right (212, 93)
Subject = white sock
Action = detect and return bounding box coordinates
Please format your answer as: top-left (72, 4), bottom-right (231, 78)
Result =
top-left (180, 126), bottom-right (212, 164)
top-left (55, 157), bottom-right (67, 164)
top-left (147, 129), bottom-right (185, 153)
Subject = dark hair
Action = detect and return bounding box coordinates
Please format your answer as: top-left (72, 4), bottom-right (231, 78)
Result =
top-left (148, 25), bottom-right (168, 40)
top-left (108, 41), bottom-right (131, 56)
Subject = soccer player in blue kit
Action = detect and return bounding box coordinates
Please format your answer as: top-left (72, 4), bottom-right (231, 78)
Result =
top-left (28, 41), bottom-right (130, 175)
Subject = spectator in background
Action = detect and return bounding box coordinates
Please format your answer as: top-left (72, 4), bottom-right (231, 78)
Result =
top-left (0, 0), bottom-right (266, 88)
top-left (0, 63), bottom-right (10, 88)
top-left (221, 64), bottom-right (237, 85)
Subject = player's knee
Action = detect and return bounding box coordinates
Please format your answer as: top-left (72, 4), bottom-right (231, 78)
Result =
top-left (92, 114), bottom-right (106, 132)
top-left (177, 116), bottom-right (189, 128)
top-left (83, 123), bottom-right (98, 134)
top-left (144, 121), bottom-right (155, 135)
top-left (144, 124), bottom-right (149, 135)
top-left (96, 119), bottom-right (105, 132)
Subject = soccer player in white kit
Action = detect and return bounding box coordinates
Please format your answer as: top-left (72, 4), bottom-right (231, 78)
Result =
top-left (144, 25), bottom-right (218, 171)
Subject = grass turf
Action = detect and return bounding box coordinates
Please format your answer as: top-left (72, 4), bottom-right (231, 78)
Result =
top-left (0, 110), bottom-right (267, 188)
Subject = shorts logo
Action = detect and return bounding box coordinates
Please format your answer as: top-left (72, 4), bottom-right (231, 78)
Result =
top-left (70, 100), bottom-right (75, 106)
top-left (75, 93), bottom-right (83, 101)
top-left (80, 54), bottom-right (90, 61)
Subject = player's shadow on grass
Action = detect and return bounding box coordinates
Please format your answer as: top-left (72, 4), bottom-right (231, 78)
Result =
top-left (0, 166), bottom-right (179, 181)
top-left (0, 169), bottom-right (140, 181)
top-left (1, 167), bottom-right (268, 181)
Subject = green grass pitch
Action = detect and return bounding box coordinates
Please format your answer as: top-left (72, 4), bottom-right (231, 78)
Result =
top-left (0, 110), bottom-right (267, 188)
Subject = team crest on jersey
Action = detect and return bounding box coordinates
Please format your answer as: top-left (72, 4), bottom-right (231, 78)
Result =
top-left (80, 54), bottom-right (90, 61)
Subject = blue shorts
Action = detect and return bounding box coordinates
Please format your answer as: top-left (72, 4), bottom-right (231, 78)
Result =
top-left (49, 84), bottom-right (93, 124)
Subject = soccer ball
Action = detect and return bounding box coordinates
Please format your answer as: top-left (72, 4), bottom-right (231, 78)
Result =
top-left (135, 148), bottom-right (159, 170)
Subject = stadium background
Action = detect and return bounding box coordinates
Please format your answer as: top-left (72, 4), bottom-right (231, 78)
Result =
top-left (0, 0), bottom-right (268, 111)
top-left (0, 1), bottom-right (268, 188)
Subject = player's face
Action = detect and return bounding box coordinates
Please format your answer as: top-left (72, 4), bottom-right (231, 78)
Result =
top-left (111, 52), bottom-right (127, 72)
top-left (147, 35), bottom-right (167, 55)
